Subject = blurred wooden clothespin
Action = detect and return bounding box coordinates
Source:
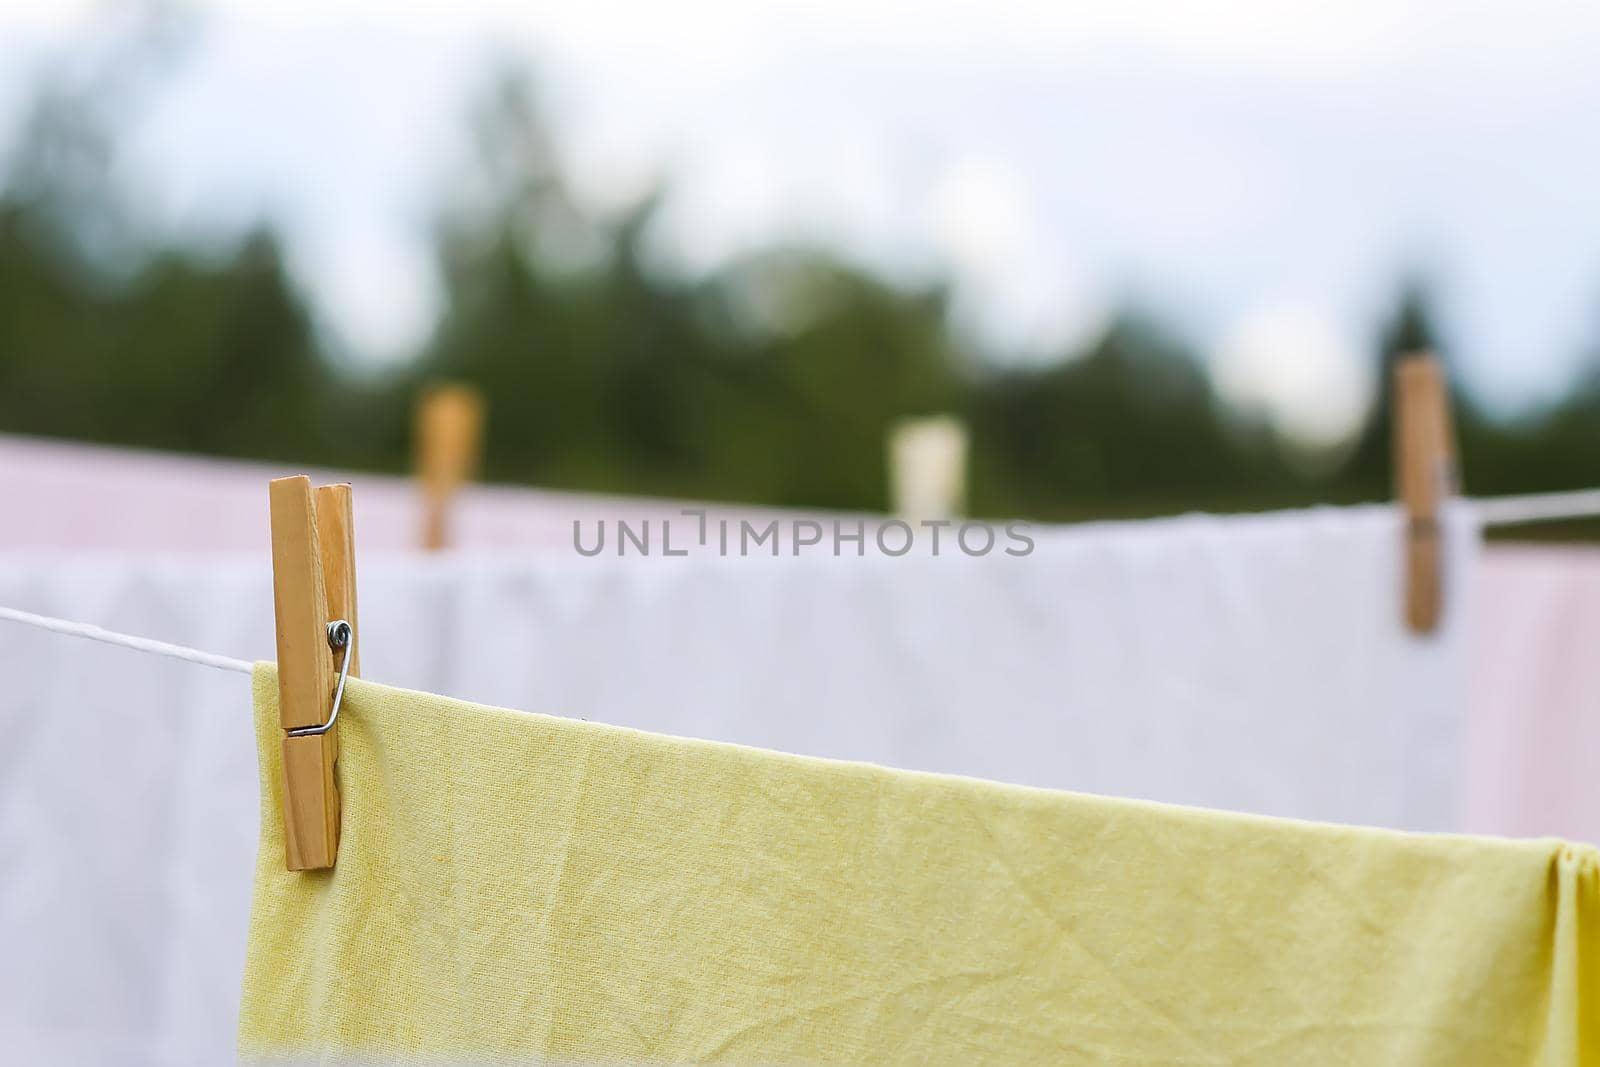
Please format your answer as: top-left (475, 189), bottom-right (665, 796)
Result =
top-left (416, 383), bottom-right (485, 551)
top-left (269, 476), bottom-right (360, 870)
top-left (889, 415), bottom-right (969, 523)
top-left (1393, 354), bottom-right (1458, 635)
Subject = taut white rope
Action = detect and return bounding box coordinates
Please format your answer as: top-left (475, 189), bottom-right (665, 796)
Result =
top-left (0, 605), bottom-right (252, 674)
top-left (1471, 489), bottom-right (1600, 528)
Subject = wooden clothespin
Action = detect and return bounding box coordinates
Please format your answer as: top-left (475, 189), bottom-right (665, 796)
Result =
top-left (1393, 354), bottom-right (1458, 634)
top-left (269, 476), bottom-right (360, 870)
top-left (889, 415), bottom-right (969, 522)
top-left (416, 383), bottom-right (485, 551)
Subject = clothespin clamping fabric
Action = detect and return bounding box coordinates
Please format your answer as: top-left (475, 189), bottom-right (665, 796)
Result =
top-left (269, 476), bottom-right (360, 870)
top-left (416, 383), bottom-right (485, 551)
top-left (1393, 354), bottom-right (1458, 635)
top-left (889, 415), bottom-right (969, 523)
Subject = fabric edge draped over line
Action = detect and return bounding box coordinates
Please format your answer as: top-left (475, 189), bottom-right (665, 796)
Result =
top-left (241, 665), bottom-right (1599, 1065)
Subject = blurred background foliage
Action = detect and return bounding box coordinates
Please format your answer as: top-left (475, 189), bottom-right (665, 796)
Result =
top-left (2, 31), bottom-right (1598, 530)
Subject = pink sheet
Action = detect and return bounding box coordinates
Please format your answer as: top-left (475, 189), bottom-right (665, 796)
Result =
top-left (1464, 545), bottom-right (1600, 843)
top-left (0, 433), bottom-right (765, 554)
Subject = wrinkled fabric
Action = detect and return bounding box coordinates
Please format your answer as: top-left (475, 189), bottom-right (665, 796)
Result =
top-left (1464, 546), bottom-right (1600, 843)
top-left (241, 666), bottom-right (1599, 1065)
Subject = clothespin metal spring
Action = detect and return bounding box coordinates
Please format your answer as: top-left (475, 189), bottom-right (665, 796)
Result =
top-left (287, 620), bottom-right (354, 738)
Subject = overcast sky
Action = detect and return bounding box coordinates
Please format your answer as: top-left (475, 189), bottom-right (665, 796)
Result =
top-left (6, 1), bottom-right (1600, 445)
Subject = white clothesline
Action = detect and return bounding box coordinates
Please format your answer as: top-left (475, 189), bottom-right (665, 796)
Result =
top-left (1471, 489), bottom-right (1600, 527)
top-left (0, 605), bottom-right (252, 674)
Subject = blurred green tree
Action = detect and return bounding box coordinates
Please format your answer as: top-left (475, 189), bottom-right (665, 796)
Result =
top-left (1, 42), bottom-right (1598, 533)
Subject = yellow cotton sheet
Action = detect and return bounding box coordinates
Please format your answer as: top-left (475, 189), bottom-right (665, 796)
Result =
top-left (240, 665), bottom-right (1600, 1064)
